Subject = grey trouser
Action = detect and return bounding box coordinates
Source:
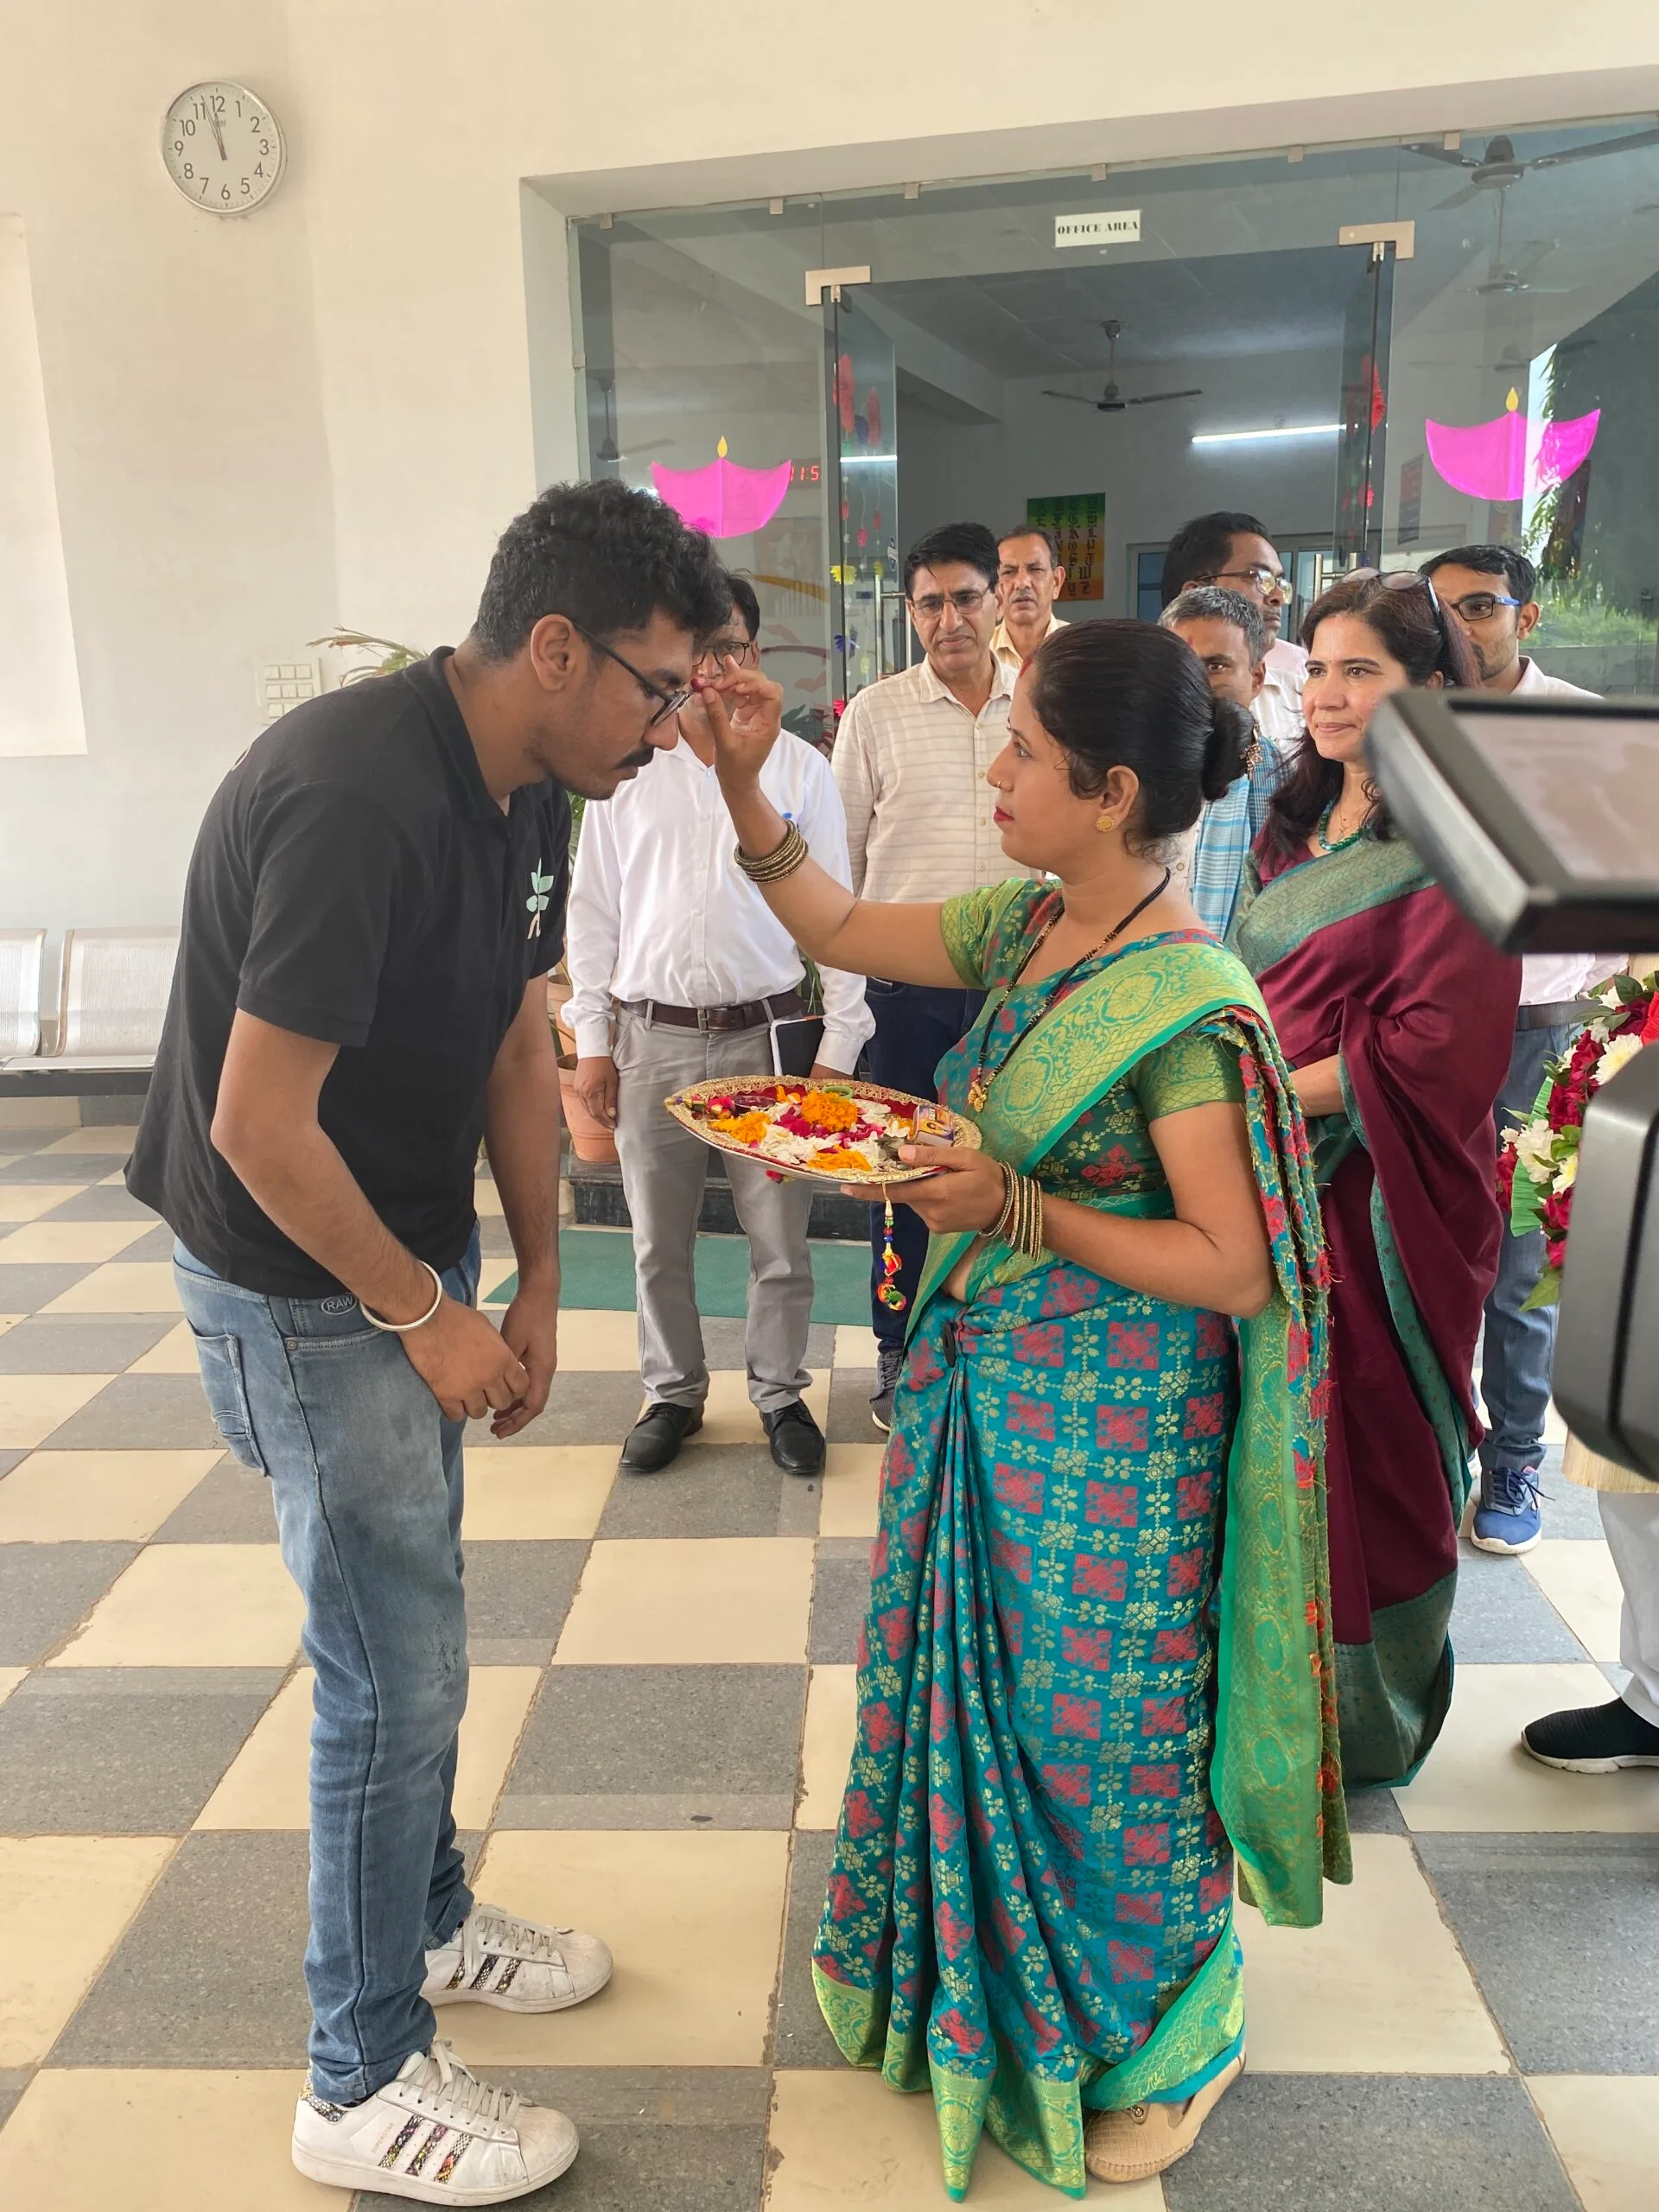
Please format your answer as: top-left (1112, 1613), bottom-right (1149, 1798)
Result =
top-left (612, 1007), bottom-right (815, 1413)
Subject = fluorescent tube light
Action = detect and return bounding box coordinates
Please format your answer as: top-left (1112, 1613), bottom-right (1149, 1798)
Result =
top-left (1191, 423), bottom-right (1341, 448)
top-left (839, 454), bottom-right (896, 466)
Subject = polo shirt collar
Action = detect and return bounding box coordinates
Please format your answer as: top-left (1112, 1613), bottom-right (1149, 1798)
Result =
top-left (405, 649), bottom-right (510, 823)
top-left (916, 652), bottom-right (1019, 709)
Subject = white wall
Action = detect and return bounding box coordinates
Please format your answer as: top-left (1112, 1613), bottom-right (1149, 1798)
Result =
top-left (3, 0), bottom-right (1658, 929)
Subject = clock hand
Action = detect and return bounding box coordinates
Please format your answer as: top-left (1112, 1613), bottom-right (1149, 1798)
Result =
top-left (208, 106), bottom-right (227, 161)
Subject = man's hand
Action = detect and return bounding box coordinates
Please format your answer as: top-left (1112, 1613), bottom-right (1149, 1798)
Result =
top-left (573, 1054), bottom-right (619, 1128)
top-left (493, 1276), bottom-right (559, 1440)
top-left (400, 1297), bottom-right (531, 1425)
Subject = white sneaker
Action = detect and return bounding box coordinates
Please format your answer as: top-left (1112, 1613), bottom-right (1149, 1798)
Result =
top-left (423, 1901), bottom-right (613, 2014)
top-left (291, 2041), bottom-right (577, 2204)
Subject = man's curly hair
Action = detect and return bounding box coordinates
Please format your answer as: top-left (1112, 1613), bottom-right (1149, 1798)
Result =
top-left (472, 479), bottom-right (730, 660)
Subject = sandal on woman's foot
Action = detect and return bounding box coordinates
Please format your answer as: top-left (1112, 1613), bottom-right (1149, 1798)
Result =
top-left (1083, 2050), bottom-right (1243, 2183)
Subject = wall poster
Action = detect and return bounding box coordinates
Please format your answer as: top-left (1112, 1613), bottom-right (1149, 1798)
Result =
top-left (1027, 493), bottom-right (1105, 601)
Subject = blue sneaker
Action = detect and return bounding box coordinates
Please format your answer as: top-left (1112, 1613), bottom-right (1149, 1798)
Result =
top-left (1471, 1465), bottom-right (1543, 1554)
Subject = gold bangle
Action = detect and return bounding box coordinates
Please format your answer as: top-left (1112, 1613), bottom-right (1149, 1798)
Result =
top-left (734, 823), bottom-right (808, 884)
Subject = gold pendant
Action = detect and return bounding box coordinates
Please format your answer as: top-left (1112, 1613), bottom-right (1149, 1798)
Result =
top-left (968, 1076), bottom-right (989, 1113)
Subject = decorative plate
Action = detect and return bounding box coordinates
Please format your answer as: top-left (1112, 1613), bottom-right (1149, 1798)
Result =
top-left (664, 1077), bottom-right (981, 1185)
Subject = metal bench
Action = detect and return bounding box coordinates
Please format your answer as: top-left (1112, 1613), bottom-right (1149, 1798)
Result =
top-left (0, 929), bottom-right (47, 1062)
top-left (0, 927), bottom-right (176, 1096)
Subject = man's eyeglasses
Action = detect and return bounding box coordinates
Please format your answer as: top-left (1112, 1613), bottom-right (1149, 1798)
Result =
top-left (909, 587), bottom-right (992, 619)
top-left (696, 637), bottom-right (760, 671)
top-left (1201, 564), bottom-right (1291, 598)
top-left (568, 617), bottom-right (693, 728)
top-left (1438, 590), bottom-right (1522, 623)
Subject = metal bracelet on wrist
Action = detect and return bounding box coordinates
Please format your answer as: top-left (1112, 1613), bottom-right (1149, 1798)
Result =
top-left (734, 822), bottom-right (808, 885)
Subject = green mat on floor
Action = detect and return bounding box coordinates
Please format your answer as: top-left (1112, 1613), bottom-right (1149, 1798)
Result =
top-left (486, 1229), bottom-right (873, 1324)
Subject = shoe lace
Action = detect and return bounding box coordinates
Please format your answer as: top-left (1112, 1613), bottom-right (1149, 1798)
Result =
top-left (876, 1346), bottom-right (905, 1391)
top-left (1488, 1467), bottom-right (1543, 1515)
top-left (467, 1906), bottom-right (569, 1965)
top-left (408, 2041), bottom-right (519, 2128)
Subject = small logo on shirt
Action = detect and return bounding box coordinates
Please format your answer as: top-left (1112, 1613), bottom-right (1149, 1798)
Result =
top-left (526, 861), bottom-right (554, 939)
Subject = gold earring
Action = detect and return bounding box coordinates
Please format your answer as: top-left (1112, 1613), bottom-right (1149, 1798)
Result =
top-left (1095, 812), bottom-right (1116, 834)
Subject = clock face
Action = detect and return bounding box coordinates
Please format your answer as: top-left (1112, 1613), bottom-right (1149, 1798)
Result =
top-left (161, 82), bottom-right (285, 215)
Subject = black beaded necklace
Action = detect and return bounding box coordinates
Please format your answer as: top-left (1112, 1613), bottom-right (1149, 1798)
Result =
top-left (965, 871), bottom-right (1173, 1113)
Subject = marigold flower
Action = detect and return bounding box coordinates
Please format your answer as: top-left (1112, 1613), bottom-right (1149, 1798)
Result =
top-left (710, 1110), bottom-right (770, 1146)
top-left (798, 1087), bottom-right (860, 1133)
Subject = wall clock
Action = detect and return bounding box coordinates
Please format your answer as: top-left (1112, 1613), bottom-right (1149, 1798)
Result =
top-left (161, 82), bottom-right (285, 215)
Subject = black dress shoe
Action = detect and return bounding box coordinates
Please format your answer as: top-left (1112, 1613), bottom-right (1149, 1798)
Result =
top-left (763, 1399), bottom-right (826, 1477)
top-left (620, 1402), bottom-right (703, 1475)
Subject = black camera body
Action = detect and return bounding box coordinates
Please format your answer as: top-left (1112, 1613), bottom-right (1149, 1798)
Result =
top-left (1366, 690), bottom-right (1659, 1484)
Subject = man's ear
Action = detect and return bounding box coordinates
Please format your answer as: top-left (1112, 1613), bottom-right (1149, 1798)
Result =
top-left (527, 612), bottom-right (584, 694)
top-left (1516, 599), bottom-right (1542, 644)
top-left (1249, 660), bottom-right (1267, 702)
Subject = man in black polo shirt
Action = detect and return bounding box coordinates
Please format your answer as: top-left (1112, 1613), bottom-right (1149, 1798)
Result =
top-left (129, 480), bottom-right (728, 2203)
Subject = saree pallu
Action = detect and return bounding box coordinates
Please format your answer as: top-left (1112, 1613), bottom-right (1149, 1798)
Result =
top-left (1233, 836), bottom-right (1521, 1786)
top-left (812, 920), bottom-right (1346, 2199)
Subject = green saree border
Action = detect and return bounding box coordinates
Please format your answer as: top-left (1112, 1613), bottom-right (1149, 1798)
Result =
top-left (1231, 833), bottom-right (1429, 976)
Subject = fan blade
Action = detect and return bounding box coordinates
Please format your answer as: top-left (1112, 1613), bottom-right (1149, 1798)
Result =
top-left (619, 437), bottom-right (674, 456)
top-left (1404, 140), bottom-right (1479, 170)
top-left (1125, 388), bottom-right (1204, 406)
top-left (1433, 182), bottom-right (1485, 210)
top-left (1535, 124), bottom-right (1659, 168)
top-left (1042, 390), bottom-right (1104, 405)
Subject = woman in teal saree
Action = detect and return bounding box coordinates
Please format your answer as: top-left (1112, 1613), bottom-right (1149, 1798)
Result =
top-left (699, 621), bottom-right (1347, 2196)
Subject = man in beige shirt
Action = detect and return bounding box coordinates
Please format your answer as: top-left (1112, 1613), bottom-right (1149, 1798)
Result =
top-left (833, 521), bottom-right (1027, 1427)
top-left (991, 524), bottom-right (1069, 668)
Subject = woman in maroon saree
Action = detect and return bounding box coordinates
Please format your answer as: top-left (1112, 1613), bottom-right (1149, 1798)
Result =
top-left (1233, 575), bottom-right (1519, 1785)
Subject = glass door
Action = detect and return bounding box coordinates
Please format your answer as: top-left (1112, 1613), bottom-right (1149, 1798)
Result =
top-left (824, 288), bottom-right (899, 707)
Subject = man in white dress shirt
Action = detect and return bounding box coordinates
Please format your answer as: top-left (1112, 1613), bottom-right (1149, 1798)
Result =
top-left (1421, 543), bottom-right (1616, 1554)
top-left (1161, 511), bottom-right (1306, 751)
top-left (990, 524), bottom-right (1069, 669)
top-left (567, 577), bottom-right (872, 1477)
top-left (833, 522), bottom-right (1027, 1429)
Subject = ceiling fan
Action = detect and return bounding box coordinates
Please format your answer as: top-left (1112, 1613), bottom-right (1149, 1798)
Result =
top-left (1043, 321), bottom-right (1202, 413)
top-left (593, 377), bottom-right (673, 466)
top-left (1406, 125), bottom-right (1659, 211)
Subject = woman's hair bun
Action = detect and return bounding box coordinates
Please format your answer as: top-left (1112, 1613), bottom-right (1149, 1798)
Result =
top-left (1200, 696), bottom-right (1252, 803)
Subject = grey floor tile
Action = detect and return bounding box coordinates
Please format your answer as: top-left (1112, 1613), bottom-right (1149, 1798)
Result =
top-left (0, 1154), bottom-right (101, 1182)
top-left (0, 1666), bottom-right (283, 1832)
top-left (111, 1223), bottom-right (175, 1262)
top-left (0, 1540), bottom-right (137, 1664)
top-left (1535, 1475), bottom-right (1608, 1541)
top-left (464, 1540), bottom-right (587, 1662)
top-left (0, 1262), bottom-right (93, 1306)
top-left (826, 1370), bottom-right (880, 1444)
top-left (31, 1185), bottom-right (158, 1223)
top-left (467, 1372), bottom-right (645, 1447)
top-left (810, 1541), bottom-right (872, 1663)
top-left (0, 2069), bottom-right (31, 2126)
top-left (0, 1316), bottom-right (176, 1373)
top-left (356, 2069), bottom-right (769, 2212)
top-left (597, 1446), bottom-right (795, 1540)
top-left (1161, 2075), bottom-right (1580, 2211)
top-left (479, 1217), bottom-right (518, 1257)
top-left (501, 1663), bottom-right (804, 1828)
top-left (1450, 1551), bottom-right (1588, 1662)
top-left (0, 1448), bottom-right (26, 1478)
top-left (1415, 1833), bottom-right (1659, 2072)
top-left (1342, 1785), bottom-right (1408, 1834)
top-left (41, 1373), bottom-right (222, 1449)
top-left (51, 1831), bottom-right (311, 2065)
top-left (150, 1458), bottom-right (275, 1543)
top-left (773, 1830), bottom-right (842, 2069)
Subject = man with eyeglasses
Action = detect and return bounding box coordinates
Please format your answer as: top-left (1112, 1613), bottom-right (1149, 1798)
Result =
top-left (1416, 543), bottom-right (1618, 1560)
top-left (1160, 510), bottom-right (1306, 750)
top-left (567, 573), bottom-right (871, 1478)
top-left (127, 480), bottom-right (731, 2202)
top-left (832, 521), bottom-right (1030, 1429)
top-left (991, 523), bottom-right (1069, 668)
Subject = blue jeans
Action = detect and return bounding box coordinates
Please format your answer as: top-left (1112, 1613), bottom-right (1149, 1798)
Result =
top-left (863, 979), bottom-right (984, 1352)
top-left (1479, 1022), bottom-right (1573, 1475)
top-left (173, 1230), bottom-right (480, 2103)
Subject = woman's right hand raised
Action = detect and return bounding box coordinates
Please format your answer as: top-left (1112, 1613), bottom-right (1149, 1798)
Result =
top-left (696, 660), bottom-right (785, 794)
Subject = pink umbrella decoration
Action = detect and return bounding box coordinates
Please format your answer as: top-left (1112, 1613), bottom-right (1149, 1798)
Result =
top-left (651, 438), bottom-right (791, 539)
top-left (1425, 387), bottom-right (1601, 504)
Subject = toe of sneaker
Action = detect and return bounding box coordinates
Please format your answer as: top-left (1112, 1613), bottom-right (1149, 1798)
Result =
top-left (557, 1926), bottom-right (614, 1999)
top-left (516, 2106), bottom-right (581, 2185)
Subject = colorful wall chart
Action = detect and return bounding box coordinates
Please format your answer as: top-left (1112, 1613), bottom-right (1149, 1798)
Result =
top-left (1027, 493), bottom-right (1105, 601)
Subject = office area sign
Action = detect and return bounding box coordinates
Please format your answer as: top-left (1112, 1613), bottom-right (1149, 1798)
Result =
top-left (1054, 209), bottom-right (1141, 249)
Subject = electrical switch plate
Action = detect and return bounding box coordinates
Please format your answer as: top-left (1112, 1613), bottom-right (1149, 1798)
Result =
top-left (257, 659), bottom-right (321, 725)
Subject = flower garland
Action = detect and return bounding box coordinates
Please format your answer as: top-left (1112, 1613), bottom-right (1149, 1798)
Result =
top-left (1499, 971), bottom-right (1659, 1308)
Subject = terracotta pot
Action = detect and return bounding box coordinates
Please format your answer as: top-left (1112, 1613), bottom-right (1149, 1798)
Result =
top-left (557, 1053), bottom-right (618, 1166)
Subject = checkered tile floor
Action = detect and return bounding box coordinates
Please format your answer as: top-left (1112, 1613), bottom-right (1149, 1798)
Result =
top-left (1, 1112), bottom-right (1656, 2211)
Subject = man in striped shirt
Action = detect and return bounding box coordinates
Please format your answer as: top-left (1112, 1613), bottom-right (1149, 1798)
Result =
top-left (832, 521), bottom-right (1031, 1428)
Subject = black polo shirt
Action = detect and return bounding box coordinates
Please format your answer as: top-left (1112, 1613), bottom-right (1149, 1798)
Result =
top-left (129, 651), bottom-right (569, 1297)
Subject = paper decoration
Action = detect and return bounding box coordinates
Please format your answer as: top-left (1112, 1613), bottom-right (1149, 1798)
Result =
top-left (652, 437), bottom-right (791, 539)
top-left (1424, 389), bottom-right (1601, 505)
